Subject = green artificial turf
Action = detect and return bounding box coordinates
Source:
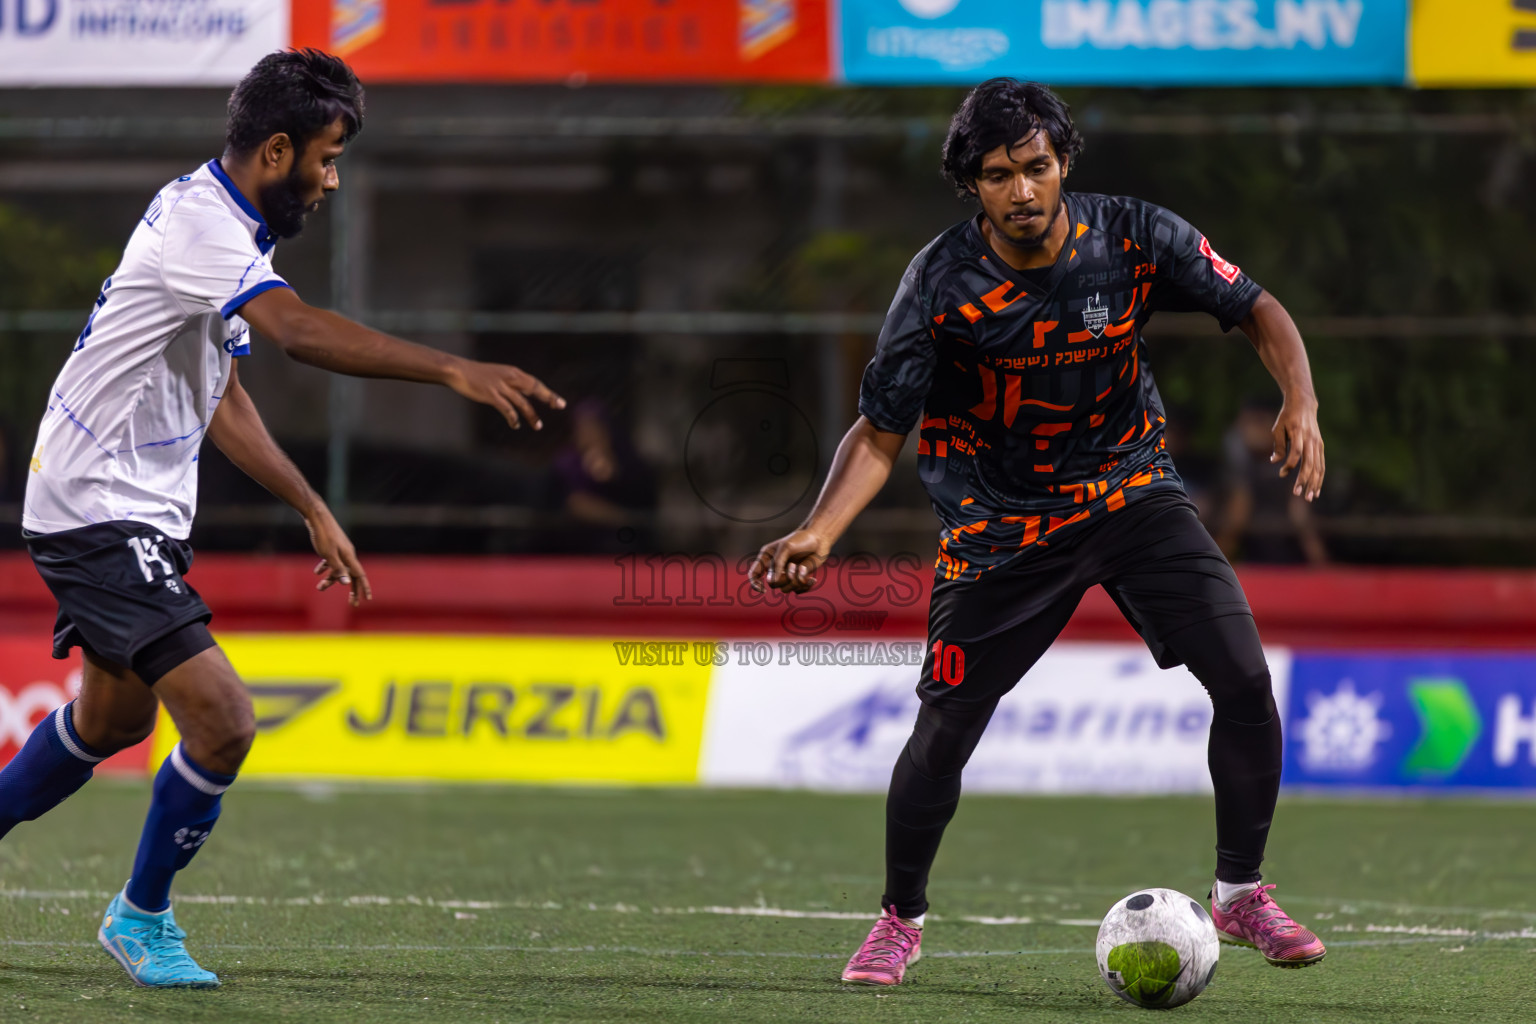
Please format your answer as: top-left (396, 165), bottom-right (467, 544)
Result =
top-left (1, 784), bottom-right (1530, 1022)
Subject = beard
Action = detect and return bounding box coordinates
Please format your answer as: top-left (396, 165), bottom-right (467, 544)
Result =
top-left (997, 193), bottom-right (1063, 250)
top-left (258, 168), bottom-right (316, 239)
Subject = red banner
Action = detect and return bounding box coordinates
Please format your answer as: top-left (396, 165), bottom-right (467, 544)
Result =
top-left (295, 0), bottom-right (830, 83)
top-left (0, 641), bottom-right (153, 775)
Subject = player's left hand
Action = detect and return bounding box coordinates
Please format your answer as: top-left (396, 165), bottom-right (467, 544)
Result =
top-left (449, 360), bottom-right (567, 431)
top-left (1271, 399), bottom-right (1325, 502)
top-left (305, 504), bottom-right (372, 607)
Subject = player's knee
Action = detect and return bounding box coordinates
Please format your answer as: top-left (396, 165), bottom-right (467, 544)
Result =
top-left (186, 707), bottom-right (255, 776)
top-left (908, 704), bottom-right (991, 779)
top-left (72, 702), bottom-right (158, 756)
top-left (906, 728), bottom-right (952, 780)
top-left (106, 714), bottom-right (158, 753)
top-left (216, 712), bottom-right (256, 771)
top-left (118, 702), bottom-right (160, 749)
top-left (905, 735), bottom-right (957, 781)
top-left (1210, 665), bottom-right (1276, 726)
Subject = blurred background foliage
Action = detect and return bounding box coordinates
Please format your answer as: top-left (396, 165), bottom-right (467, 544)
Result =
top-left (0, 204), bottom-right (116, 502)
top-left (724, 86), bottom-right (1536, 560)
top-left (1, 85), bottom-right (1532, 563)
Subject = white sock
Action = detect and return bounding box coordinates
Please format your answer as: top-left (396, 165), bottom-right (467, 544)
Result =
top-left (118, 885), bottom-right (170, 918)
top-left (905, 913), bottom-right (926, 929)
top-left (1214, 880), bottom-right (1259, 906)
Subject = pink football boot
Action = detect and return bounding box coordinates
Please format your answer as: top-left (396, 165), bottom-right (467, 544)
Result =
top-left (841, 911), bottom-right (923, 986)
top-left (1212, 884), bottom-right (1327, 968)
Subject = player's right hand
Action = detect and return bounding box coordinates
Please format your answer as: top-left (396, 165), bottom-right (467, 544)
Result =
top-left (449, 360), bottom-right (566, 431)
top-left (750, 530), bottom-right (830, 594)
top-left (305, 504), bottom-right (372, 608)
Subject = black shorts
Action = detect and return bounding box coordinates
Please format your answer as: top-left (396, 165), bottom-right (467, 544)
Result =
top-left (919, 493), bottom-right (1252, 708)
top-left (25, 521), bottom-right (213, 677)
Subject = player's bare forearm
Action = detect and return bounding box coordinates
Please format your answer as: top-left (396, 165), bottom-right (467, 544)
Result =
top-left (207, 363), bottom-right (323, 518)
top-left (1238, 290), bottom-right (1326, 501)
top-left (240, 286), bottom-right (456, 382)
top-left (1241, 291), bottom-right (1316, 407)
top-left (238, 287), bottom-right (565, 430)
top-left (803, 417), bottom-right (907, 544)
top-left (750, 417), bottom-right (906, 593)
top-left (207, 364), bottom-right (371, 605)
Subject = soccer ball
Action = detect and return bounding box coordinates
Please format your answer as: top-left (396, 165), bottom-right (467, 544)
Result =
top-left (1095, 887), bottom-right (1220, 1009)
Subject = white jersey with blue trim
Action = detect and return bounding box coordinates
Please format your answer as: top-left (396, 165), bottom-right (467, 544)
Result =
top-left (23, 159), bottom-right (290, 540)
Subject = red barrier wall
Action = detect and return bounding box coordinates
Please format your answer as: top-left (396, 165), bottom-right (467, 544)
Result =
top-left (0, 641), bottom-right (153, 774)
top-left (2, 553), bottom-right (1532, 648)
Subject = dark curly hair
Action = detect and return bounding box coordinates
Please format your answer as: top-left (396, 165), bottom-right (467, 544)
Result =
top-left (226, 49), bottom-right (365, 157)
top-left (941, 78), bottom-right (1084, 198)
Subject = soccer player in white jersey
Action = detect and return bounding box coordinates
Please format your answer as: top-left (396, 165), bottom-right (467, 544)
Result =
top-left (0, 49), bottom-right (563, 989)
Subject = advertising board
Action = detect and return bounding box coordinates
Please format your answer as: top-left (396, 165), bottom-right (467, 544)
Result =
top-left (8, 0), bottom-right (1536, 89)
top-left (290, 0), bottom-right (830, 83)
top-left (21, 628), bottom-right (1536, 795)
top-left (0, 0), bottom-right (288, 85)
top-left (1283, 652), bottom-right (1536, 790)
top-left (1410, 0), bottom-right (1536, 87)
top-left (701, 642), bottom-right (1292, 794)
top-left (149, 635), bottom-right (713, 784)
top-left (0, 639), bottom-right (151, 775)
top-left (840, 0), bottom-right (1408, 85)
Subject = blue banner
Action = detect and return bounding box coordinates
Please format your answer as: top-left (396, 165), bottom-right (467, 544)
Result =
top-left (840, 0), bottom-right (1408, 85)
top-left (1283, 653), bottom-right (1536, 790)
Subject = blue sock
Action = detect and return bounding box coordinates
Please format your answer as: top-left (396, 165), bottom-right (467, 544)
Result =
top-left (125, 744), bottom-right (236, 913)
top-left (0, 701), bottom-right (105, 839)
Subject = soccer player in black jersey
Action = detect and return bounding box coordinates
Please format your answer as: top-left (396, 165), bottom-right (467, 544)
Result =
top-left (750, 79), bottom-right (1327, 984)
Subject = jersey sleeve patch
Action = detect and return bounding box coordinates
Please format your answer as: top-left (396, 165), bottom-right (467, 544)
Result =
top-left (1198, 236), bottom-right (1242, 285)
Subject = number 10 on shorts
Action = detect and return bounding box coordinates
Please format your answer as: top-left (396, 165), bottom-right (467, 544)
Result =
top-left (930, 640), bottom-right (966, 686)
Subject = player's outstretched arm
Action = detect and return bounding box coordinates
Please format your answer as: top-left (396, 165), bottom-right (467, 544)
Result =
top-left (750, 416), bottom-right (907, 595)
top-left (1238, 290), bottom-right (1326, 502)
top-left (238, 287), bottom-right (566, 431)
top-left (207, 360), bottom-right (371, 607)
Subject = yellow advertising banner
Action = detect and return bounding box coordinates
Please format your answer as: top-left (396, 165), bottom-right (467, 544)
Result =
top-left (150, 636), bottom-right (713, 784)
top-left (1412, 0), bottom-right (1536, 86)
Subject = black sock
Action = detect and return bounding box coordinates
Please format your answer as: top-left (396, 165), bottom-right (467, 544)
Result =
top-left (1208, 707), bottom-right (1282, 883)
top-left (882, 701), bottom-right (996, 918)
top-left (1166, 614), bottom-right (1282, 884)
top-left (883, 743), bottom-right (959, 918)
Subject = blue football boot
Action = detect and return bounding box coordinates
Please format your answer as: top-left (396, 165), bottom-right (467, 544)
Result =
top-left (97, 890), bottom-right (220, 988)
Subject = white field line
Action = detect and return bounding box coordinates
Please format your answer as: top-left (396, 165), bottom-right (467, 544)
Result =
top-left (0, 936), bottom-right (1516, 957)
top-left (0, 889), bottom-right (1051, 925)
top-left (0, 939), bottom-right (1076, 958)
top-left (1330, 923), bottom-right (1536, 941)
top-left (7, 888), bottom-right (1536, 947)
top-left (826, 877), bottom-right (1536, 922)
top-left (1178, 893), bottom-right (1536, 922)
top-left (11, 885), bottom-right (1536, 926)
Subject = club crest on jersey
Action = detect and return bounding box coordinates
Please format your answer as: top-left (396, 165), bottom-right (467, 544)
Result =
top-left (1081, 293), bottom-right (1109, 338)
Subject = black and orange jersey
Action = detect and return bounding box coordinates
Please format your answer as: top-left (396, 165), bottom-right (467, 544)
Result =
top-left (859, 193), bottom-right (1262, 582)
